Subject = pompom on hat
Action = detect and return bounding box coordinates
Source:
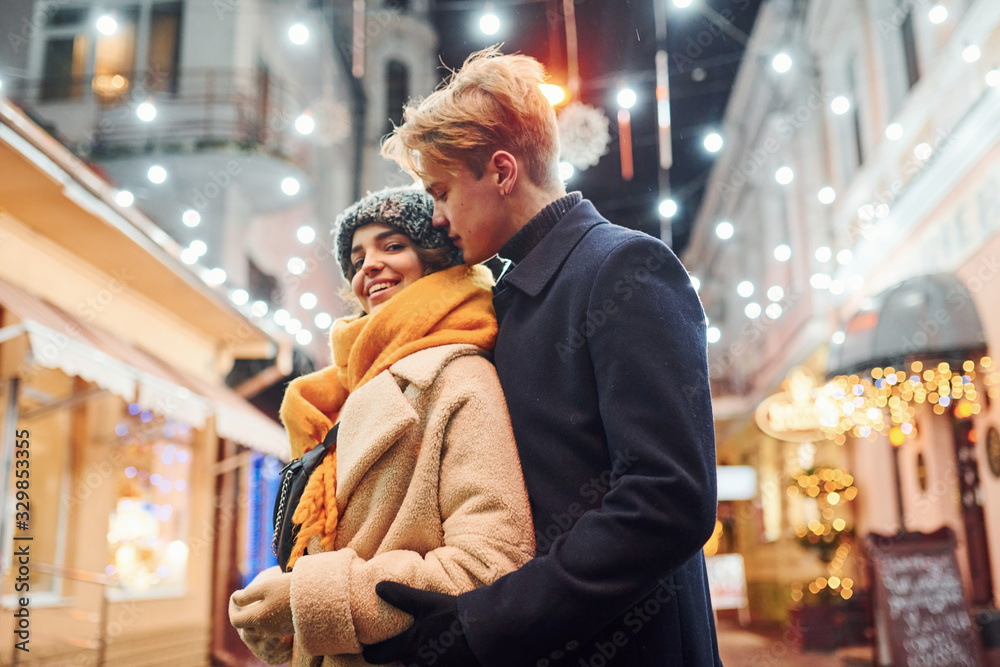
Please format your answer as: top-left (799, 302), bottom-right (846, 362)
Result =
top-left (333, 185), bottom-right (462, 279)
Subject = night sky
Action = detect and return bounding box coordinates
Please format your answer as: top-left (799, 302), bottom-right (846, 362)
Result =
top-left (426, 0), bottom-right (765, 252)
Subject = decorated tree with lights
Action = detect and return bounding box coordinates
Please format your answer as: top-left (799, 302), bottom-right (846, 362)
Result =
top-left (787, 466), bottom-right (858, 605)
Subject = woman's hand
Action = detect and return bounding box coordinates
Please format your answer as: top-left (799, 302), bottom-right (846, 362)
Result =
top-left (238, 628), bottom-right (294, 665)
top-left (229, 567), bottom-right (295, 637)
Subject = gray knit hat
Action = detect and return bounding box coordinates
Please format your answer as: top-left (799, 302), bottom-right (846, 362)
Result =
top-left (333, 185), bottom-right (461, 279)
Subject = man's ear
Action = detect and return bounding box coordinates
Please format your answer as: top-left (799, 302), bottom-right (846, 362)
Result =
top-left (490, 151), bottom-right (518, 196)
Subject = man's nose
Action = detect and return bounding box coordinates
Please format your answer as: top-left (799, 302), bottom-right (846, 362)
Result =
top-left (431, 204), bottom-right (447, 228)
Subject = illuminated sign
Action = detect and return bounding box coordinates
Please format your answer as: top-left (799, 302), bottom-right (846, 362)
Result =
top-left (754, 366), bottom-right (825, 442)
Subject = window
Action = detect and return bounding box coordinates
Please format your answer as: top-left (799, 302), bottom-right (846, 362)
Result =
top-left (386, 60), bottom-right (409, 132)
top-left (47, 7), bottom-right (88, 27)
top-left (92, 6), bottom-right (139, 101)
top-left (37, 4), bottom-right (182, 102)
top-left (900, 8), bottom-right (920, 90)
top-left (248, 258), bottom-right (279, 304)
top-left (41, 35), bottom-right (88, 101)
top-left (244, 452), bottom-right (281, 584)
top-left (847, 57), bottom-right (864, 167)
top-left (147, 2), bottom-right (183, 94)
top-left (0, 369), bottom-right (73, 599)
top-left (107, 407), bottom-right (193, 597)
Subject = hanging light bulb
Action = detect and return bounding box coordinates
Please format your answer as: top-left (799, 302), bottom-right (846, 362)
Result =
top-left (97, 14), bottom-right (118, 35)
top-left (289, 23), bottom-right (309, 45)
top-left (480, 3), bottom-right (499, 35)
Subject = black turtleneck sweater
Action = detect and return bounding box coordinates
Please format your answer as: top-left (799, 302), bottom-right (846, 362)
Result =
top-left (498, 192), bottom-right (583, 265)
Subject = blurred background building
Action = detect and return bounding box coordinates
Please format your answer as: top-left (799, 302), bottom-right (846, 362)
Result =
top-left (3, 0), bottom-right (1000, 664)
top-left (0, 0), bottom-right (444, 664)
top-left (684, 0), bottom-right (1000, 655)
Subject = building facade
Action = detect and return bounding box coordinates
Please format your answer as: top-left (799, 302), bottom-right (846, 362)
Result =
top-left (1, 0), bottom-right (439, 369)
top-left (0, 97), bottom-right (289, 666)
top-left (0, 1), bottom-right (443, 664)
top-left (684, 0), bottom-right (1000, 645)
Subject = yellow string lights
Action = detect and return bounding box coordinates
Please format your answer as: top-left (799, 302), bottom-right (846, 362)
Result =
top-left (816, 357), bottom-right (997, 445)
top-left (788, 467), bottom-right (857, 602)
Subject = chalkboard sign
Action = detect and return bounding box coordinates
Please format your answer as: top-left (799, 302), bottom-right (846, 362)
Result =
top-left (865, 527), bottom-right (985, 666)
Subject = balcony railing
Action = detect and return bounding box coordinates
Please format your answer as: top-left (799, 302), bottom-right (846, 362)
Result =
top-left (8, 67), bottom-right (311, 161)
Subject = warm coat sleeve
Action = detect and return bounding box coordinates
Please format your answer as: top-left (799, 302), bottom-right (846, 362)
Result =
top-left (288, 356), bottom-right (535, 657)
top-left (460, 234), bottom-right (718, 665)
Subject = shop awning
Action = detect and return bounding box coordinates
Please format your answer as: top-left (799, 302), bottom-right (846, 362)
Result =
top-left (827, 273), bottom-right (986, 378)
top-left (0, 277), bottom-right (289, 459)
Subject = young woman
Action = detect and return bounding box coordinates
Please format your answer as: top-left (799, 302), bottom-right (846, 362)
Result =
top-left (228, 185), bottom-right (534, 667)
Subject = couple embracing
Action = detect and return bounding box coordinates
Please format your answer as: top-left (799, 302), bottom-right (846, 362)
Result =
top-left (229, 46), bottom-right (721, 667)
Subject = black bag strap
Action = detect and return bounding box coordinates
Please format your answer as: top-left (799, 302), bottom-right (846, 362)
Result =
top-left (272, 422), bottom-right (339, 572)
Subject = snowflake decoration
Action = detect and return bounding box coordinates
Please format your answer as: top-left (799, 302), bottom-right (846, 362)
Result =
top-left (557, 102), bottom-right (611, 171)
top-left (312, 96), bottom-right (351, 147)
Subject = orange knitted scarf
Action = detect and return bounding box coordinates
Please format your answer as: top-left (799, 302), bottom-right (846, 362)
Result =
top-left (278, 264), bottom-right (496, 569)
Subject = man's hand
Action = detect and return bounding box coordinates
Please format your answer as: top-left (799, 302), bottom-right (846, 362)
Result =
top-left (229, 568), bottom-right (294, 637)
top-left (361, 581), bottom-right (483, 666)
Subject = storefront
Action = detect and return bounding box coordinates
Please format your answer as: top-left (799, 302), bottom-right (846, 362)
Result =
top-left (825, 273), bottom-right (999, 616)
top-left (713, 355), bottom-right (860, 635)
top-left (0, 99), bottom-right (288, 666)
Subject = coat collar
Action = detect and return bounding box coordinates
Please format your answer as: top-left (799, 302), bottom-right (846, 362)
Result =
top-left (388, 343), bottom-right (484, 389)
top-left (500, 199), bottom-right (605, 297)
top-left (335, 344), bottom-right (485, 507)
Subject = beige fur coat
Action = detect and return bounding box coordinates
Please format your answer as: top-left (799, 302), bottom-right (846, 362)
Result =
top-left (287, 343), bottom-right (534, 667)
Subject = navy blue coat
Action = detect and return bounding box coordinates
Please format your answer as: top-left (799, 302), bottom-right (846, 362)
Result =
top-left (458, 200), bottom-right (721, 666)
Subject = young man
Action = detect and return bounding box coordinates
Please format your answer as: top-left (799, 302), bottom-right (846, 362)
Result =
top-left (364, 47), bottom-right (721, 667)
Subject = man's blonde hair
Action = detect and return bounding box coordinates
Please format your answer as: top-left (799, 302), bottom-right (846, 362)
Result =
top-left (382, 46), bottom-right (560, 188)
